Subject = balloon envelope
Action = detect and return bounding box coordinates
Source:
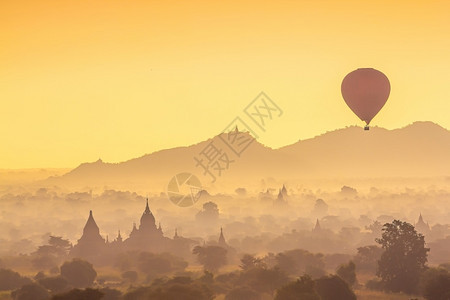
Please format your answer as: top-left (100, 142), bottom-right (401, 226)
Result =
top-left (341, 68), bottom-right (390, 125)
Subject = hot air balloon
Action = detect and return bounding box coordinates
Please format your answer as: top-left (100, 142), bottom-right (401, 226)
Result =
top-left (341, 68), bottom-right (390, 130)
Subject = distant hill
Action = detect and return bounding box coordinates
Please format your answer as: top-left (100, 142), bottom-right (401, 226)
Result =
top-left (45, 121), bottom-right (450, 191)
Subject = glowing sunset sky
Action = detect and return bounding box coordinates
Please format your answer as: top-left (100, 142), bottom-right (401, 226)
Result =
top-left (1, 0), bottom-right (449, 168)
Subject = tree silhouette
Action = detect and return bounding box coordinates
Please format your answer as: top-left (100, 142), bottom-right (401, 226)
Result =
top-left (123, 277), bottom-right (213, 300)
top-left (148, 283), bottom-right (213, 300)
top-left (420, 268), bottom-right (450, 300)
top-left (60, 259), bottom-right (97, 288)
top-left (0, 268), bottom-right (31, 291)
top-left (11, 283), bottom-right (50, 300)
top-left (193, 246), bottom-right (227, 273)
top-left (376, 220), bottom-right (429, 294)
top-left (275, 275), bottom-right (320, 300)
top-left (239, 266), bottom-right (289, 295)
top-left (336, 261), bottom-right (357, 287)
top-left (99, 287), bottom-right (122, 300)
top-left (51, 288), bottom-right (104, 300)
top-left (239, 254), bottom-right (265, 271)
top-left (315, 275), bottom-right (356, 300)
top-left (275, 249), bottom-right (325, 276)
top-left (195, 202), bottom-right (220, 223)
top-left (354, 245), bottom-right (383, 273)
top-left (226, 286), bottom-right (261, 300)
top-left (32, 236), bottom-right (72, 270)
top-left (38, 276), bottom-right (69, 294)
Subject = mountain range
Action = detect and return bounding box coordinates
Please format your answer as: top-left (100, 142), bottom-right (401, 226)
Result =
top-left (45, 121), bottom-right (450, 192)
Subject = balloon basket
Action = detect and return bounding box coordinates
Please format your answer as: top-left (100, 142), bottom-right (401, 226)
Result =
top-left (364, 125), bottom-right (370, 131)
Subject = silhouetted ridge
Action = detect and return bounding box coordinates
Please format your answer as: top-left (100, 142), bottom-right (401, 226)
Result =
top-left (45, 122), bottom-right (450, 188)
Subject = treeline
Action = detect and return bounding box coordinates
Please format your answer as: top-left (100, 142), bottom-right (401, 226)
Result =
top-left (1, 220), bottom-right (450, 299)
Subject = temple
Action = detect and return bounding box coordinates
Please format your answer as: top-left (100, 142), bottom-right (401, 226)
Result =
top-left (124, 198), bottom-right (167, 251)
top-left (70, 210), bottom-right (106, 259)
top-left (70, 199), bottom-right (198, 262)
top-left (415, 213), bottom-right (431, 235)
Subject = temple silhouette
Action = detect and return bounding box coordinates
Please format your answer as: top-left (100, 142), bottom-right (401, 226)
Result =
top-left (70, 199), bottom-right (227, 264)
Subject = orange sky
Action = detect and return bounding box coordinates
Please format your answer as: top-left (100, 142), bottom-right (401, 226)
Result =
top-left (1, 0), bottom-right (449, 168)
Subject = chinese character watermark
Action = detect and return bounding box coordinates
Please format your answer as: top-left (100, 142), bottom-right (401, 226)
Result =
top-left (194, 91), bottom-right (282, 183)
top-left (167, 91), bottom-right (282, 207)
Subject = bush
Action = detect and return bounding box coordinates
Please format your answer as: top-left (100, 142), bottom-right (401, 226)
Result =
top-left (0, 269), bottom-right (32, 291)
top-left (99, 288), bottom-right (122, 300)
top-left (239, 267), bottom-right (289, 295)
top-left (315, 275), bottom-right (356, 300)
top-left (193, 246), bottom-right (227, 273)
top-left (123, 279), bottom-right (214, 300)
top-left (275, 249), bottom-right (325, 277)
top-left (60, 259), bottom-right (97, 288)
top-left (420, 268), bottom-right (450, 300)
top-left (51, 288), bottom-right (103, 300)
top-left (226, 286), bottom-right (261, 300)
top-left (38, 276), bottom-right (69, 294)
top-left (336, 261), bottom-right (357, 286)
top-left (11, 283), bottom-right (49, 300)
top-left (275, 275), bottom-right (320, 300)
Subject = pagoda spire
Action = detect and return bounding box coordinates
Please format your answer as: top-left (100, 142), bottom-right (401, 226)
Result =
top-left (313, 219), bottom-right (321, 232)
top-left (218, 227), bottom-right (227, 246)
top-left (418, 213), bottom-right (424, 223)
top-left (117, 230), bottom-right (122, 242)
top-left (82, 210), bottom-right (100, 236)
top-left (145, 198), bottom-right (150, 214)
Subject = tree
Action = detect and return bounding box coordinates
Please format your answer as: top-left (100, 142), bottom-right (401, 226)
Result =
top-left (99, 288), bottom-right (122, 300)
top-left (239, 254), bottom-right (265, 271)
top-left (123, 279), bottom-right (214, 300)
top-left (11, 283), bottom-right (50, 300)
top-left (32, 236), bottom-right (72, 271)
top-left (365, 221), bottom-right (383, 235)
top-left (0, 268), bottom-right (32, 291)
top-left (195, 202), bottom-right (220, 224)
top-left (137, 252), bottom-right (188, 279)
top-left (51, 288), bottom-right (103, 300)
top-left (314, 275), bottom-right (356, 300)
top-left (239, 267), bottom-right (289, 295)
top-left (336, 261), bottom-right (357, 287)
top-left (375, 220), bottom-right (429, 294)
top-left (313, 199), bottom-right (328, 217)
top-left (275, 275), bottom-right (320, 300)
top-left (353, 245), bottom-right (383, 273)
top-left (305, 265), bottom-right (326, 279)
top-left (48, 236), bottom-right (72, 255)
top-left (420, 268), bottom-right (450, 300)
top-left (193, 246), bottom-right (227, 273)
top-left (60, 259), bottom-right (97, 288)
top-left (151, 283), bottom-right (214, 300)
top-left (38, 276), bottom-right (69, 294)
top-left (275, 249), bottom-right (325, 276)
top-left (226, 286), bottom-right (261, 300)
